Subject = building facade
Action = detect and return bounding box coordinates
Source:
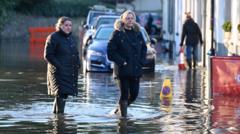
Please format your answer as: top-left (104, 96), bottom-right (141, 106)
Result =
top-left (163, 0), bottom-right (240, 68)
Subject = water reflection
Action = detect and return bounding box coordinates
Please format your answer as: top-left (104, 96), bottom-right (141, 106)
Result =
top-left (160, 97), bottom-right (173, 113)
top-left (185, 69), bottom-right (199, 104)
top-left (50, 114), bottom-right (77, 134)
top-left (0, 38), bottom-right (231, 133)
top-left (211, 95), bottom-right (240, 133)
top-left (117, 119), bottom-right (128, 134)
top-left (81, 72), bottom-right (118, 104)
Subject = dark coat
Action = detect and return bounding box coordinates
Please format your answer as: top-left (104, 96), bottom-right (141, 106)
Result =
top-left (44, 29), bottom-right (80, 96)
top-left (180, 18), bottom-right (203, 46)
top-left (107, 19), bottom-right (147, 78)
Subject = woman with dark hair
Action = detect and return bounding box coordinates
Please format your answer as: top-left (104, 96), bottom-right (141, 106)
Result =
top-left (44, 16), bottom-right (81, 114)
top-left (107, 10), bottom-right (147, 118)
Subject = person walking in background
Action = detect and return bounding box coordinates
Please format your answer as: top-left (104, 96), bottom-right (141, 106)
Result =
top-left (180, 12), bottom-right (203, 69)
top-left (107, 10), bottom-right (147, 118)
top-left (145, 13), bottom-right (153, 35)
top-left (44, 16), bottom-right (81, 114)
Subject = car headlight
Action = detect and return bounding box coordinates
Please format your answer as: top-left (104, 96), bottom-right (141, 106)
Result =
top-left (87, 50), bottom-right (103, 57)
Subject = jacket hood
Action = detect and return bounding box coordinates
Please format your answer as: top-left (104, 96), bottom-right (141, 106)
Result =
top-left (114, 19), bottom-right (141, 32)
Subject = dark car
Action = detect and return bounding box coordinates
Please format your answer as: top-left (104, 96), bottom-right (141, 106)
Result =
top-left (138, 12), bottom-right (162, 40)
top-left (82, 25), bottom-right (156, 73)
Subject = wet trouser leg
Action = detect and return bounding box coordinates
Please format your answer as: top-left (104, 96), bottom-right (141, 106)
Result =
top-left (186, 45), bottom-right (193, 69)
top-left (192, 45), bottom-right (198, 68)
top-left (118, 76), bottom-right (140, 117)
top-left (127, 77), bottom-right (140, 106)
top-left (53, 94), bottom-right (68, 114)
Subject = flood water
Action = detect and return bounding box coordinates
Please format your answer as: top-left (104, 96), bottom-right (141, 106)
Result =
top-left (0, 39), bottom-right (240, 133)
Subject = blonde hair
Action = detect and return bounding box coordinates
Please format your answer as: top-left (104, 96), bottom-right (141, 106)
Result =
top-left (120, 10), bottom-right (136, 22)
top-left (55, 16), bottom-right (72, 31)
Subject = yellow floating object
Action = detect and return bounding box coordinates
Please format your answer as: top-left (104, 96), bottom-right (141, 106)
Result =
top-left (160, 78), bottom-right (173, 99)
top-left (160, 97), bottom-right (172, 112)
top-left (160, 78), bottom-right (173, 112)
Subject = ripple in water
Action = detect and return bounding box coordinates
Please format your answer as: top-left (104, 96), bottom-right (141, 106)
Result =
top-left (0, 101), bottom-right (163, 125)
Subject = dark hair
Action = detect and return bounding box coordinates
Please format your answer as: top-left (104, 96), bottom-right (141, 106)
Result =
top-left (55, 16), bottom-right (72, 31)
top-left (185, 12), bottom-right (191, 19)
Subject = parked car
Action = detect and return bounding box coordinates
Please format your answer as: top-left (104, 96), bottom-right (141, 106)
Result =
top-left (141, 26), bottom-right (157, 72)
top-left (82, 25), bottom-right (156, 73)
top-left (82, 25), bottom-right (114, 72)
top-left (84, 8), bottom-right (118, 29)
top-left (82, 15), bottom-right (120, 49)
top-left (93, 15), bottom-right (120, 30)
top-left (138, 12), bottom-right (162, 40)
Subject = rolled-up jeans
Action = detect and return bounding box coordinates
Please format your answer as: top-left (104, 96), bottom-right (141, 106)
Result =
top-left (186, 45), bottom-right (198, 64)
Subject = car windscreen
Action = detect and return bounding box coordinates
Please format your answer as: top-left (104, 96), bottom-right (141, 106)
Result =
top-left (95, 27), bottom-right (114, 40)
top-left (89, 12), bottom-right (117, 26)
top-left (89, 12), bottom-right (107, 25)
top-left (95, 18), bottom-right (117, 29)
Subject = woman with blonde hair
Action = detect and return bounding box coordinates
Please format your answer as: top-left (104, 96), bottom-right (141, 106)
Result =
top-left (107, 10), bottom-right (147, 118)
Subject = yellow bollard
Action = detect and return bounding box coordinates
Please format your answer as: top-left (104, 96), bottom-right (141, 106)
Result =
top-left (160, 79), bottom-right (173, 99)
top-left (160, 78), bottom-right (173, 112)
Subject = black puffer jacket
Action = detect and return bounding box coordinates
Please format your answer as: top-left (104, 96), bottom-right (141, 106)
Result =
top-left (180, 18), bottom-right (203, 46)
top-left (44, 29), bottom-right (80, 96)
top-left (107, 19), bottom-right (147, 78)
